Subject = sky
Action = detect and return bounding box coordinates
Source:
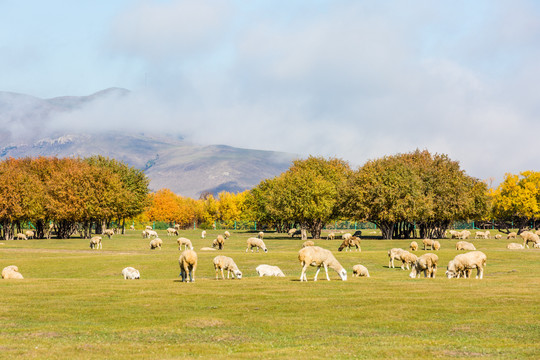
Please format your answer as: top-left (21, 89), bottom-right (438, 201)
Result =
top-left (1, 0), bottom-right (540, 185)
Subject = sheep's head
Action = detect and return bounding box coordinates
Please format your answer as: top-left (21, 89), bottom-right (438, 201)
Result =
top-left (446, 261), bottom-right (457, 278)
top-left (338, 269), bottom-right (347, 281)
top-left (263, 248), bottom-right (268, 253)
top-left (409, 264), bottom-right (419, 278)
top-left (234, 270), bottom-right (243, 279)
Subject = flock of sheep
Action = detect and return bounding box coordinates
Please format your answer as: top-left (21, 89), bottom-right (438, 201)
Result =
top-left (3, 227), bottom-right (539, 282)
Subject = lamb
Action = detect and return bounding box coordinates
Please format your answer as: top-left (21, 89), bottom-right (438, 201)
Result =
top-left (494, 234), bottom-right (502, 239)
top-left (456, 241), bottom-right (476, 251)
top-left (177, 237), bottom-right (194, 250)
top-left (432, 240), bottom-right (441, 251)
top-left (167, 228), bottom-right (178, 236)
top-left (246, 237), bottom-right (268, 253)
top-left (422, 239), bottom-right (434, 250)
top-left (2, 265), bottom-right (24, 279)
top-left (213, 255), bottom-right (242, 280)
top-left (507, 242), bottom-right (524, 249)
top-left (302, 240), bottom-right (315, 248)
top-left (298, 246), bottom-right (347, 281)
top-left (352, 264), bottom-right (370, 277)
top-left (326, 232), bottom-right (335, 240)
top-left (445, 251), bottom-right (487, 279)
top-left (337, 237), bottom-right (361, 252)
top-left (224, 231), bottom-right (231, 239)
top-left (520, 231), bottom-right (540, 248)
top-left (507, 232), bottom-right (517, 239)
top-left (409, 241), bottom-right (418, 251)
top-left (201, 230), bottom-right (206, 239)
top-left (179, 249), bottom-right (198, 282)
top-left (15, 233), bottom-right (27, 240)
top-left (25, 230), bottom-right (34, 239)
top-left (103, 229), bottom-right (114, 239)
top-left (409, 253), bottom-right (439, 278)
top-left (149, 238), bottom-right (163, 250)
top-left (121, 267), bottom-right (140, 280)
top-left (89, 236), bottom-right (102, 249)
top-left (257, 231), bottom-right (264, 239)
top-left (212, 235), bottom-right (225, 250)
top-left (256, 264), bottom-right (285, 277)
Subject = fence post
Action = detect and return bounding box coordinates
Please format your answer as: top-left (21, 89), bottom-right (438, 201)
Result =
top-left (254, 221), bottom-right (257, 231)
top-left (153, 221), bottom-right (155, 230)
top-left (234, 221), bottom-right (237, 230)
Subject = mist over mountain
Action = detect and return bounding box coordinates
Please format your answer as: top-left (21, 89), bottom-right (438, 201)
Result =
top-left (0, 89), bottom-right (296, 198)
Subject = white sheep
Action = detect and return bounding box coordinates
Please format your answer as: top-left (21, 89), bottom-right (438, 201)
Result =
top-left (257, 231), bottom-right (264, 239)
top-left (122, 267), bottom-right (140, 280)
top-left (456, 230), bottom-right (471, 240)
top-left (494, 234), bottom-right (502, 239)
top-left (302, 240), bottom-right (315, 248)
top-left (213, 255), bottom-right (242, 280)
top-left (432, 240), bottom-right (441, 251)
top-left (201, 230), bottom-right (206, 239)
top-left (177, 237), bottom-right (194, 250)
top-left (179, 249), bottom-right (198, 282)
top-left (2, 265), bottom-right (24, 279)
top-left (145, 230), bottom-right (158, 239)
top-left (352, 264), bottom-right (370, 277)
top-left (337, 237), bottom-right (361, 252)
top-left (298, 246), bottom-right (347, 281)
top-left (475, 230), bottom-right (490, 239)
top-left (456, 241), bottom-right (476, 250)
top-left (145, 225), bottom-right (153, 231)
top-left (224, 231), bottom-right (231, 239)
top-left (212, 235), bottom-right (225, 250)
top-left (90, 236), bottom-right (102, 249)
top-left (246, 237), bottom-right (268, 253)
top-left (422, 239), bottom-right (434, 250)
top-left (103, 229), bottom-right (115, 239)
top-left (256, 264), bottom-right (285, 277)
top-left (25, 230), bottom-right (34, 239)
top-left (15, 233), bottom-right (27, 240)
top-left (507, 242), bottom-right (524, 249)
top-left (445, 251), bottom-right (487, 279)
top-left (410, 241), bottom-right (418, 251)
top-left (409, 253), bottom-right (439, 278)
top-left (388, 248), bottom-right (417, 270)
top-left (288, 228), bottom-right (299, 237)
top-left (342, 233), bottom-right (352, 241)
top-left (507, 232), bottom-right (517, 239)
top-left (326, 232), bottom-right (335, 240)
top-left (167, 227), bottom-right (178, 236)
top-left (520, 231), bottom-right (540, 248)
top-left (150, 238), bottom-right (163, 250)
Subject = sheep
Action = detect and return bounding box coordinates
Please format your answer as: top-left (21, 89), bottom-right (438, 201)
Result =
top-left (337, 237), bottom-right (361, 252)
top-left (167, 227), bottom-right (178, 236)
top-left (326, 232), bottom-right (335, 240)
top-left (201, 230), bottom-right (206, 239)
top-left (409, 253), bottom-right (439, 278)
top-left (224, 231), bottom-right (231, 239)
top-left (2, 265), bottom-right (23, 279)
top-left (302, 240), bottom-right (315, 248)
top-left (507, 242), bottom-right (524, 249)
top-left (494, 234), bottom-right (502, 239)
top-left (520, 231), bottom-right (540, 248)
top-left (289, 228), bottom-right (301, 237)
top-left (103, 229), bottom-right (114, 239)
top-left (15, 233), bottom-right (27, 240)
top-left (456, 230), bottom-right (471, 240)
top-left (342, 233), bottom-right (352, 241)
top-left (145, 225), bottom-right (153, 231)
top-left (422, 239), bottom-right (434, 250)
top-left (507, 232), bottom-right (517, 239)
top-left (456, 241), bottom-right (476, 251)
top-left (298, 246), bottom-right (347, 281)
top-left (122, 267), bottom-right (140, 280)
top-left (177, 237), bottom-right (194, 250)
top-left (149, 238), bottom-right (163, 250)
top-left (449, 230), bottom-right (459, 238)
top-left (432, 240), bottom-right (441, 251)
top-left (146, 230), bottom-right (158, 238)
top-left (25, 230), bottom-right (34, 239)
top-left (256, 264), bottom-right (285, 277)
top-left (388, 248), bottom-right (406, 269)
top-left (89, 236), bottom-right (102, 249)
top-left (445, 251), bottom-right (487, 279)
top-left (246, 237), bottom-right (268, 253)
top-left (475, 230), bottom-right (490, 239)
top-left (200, 247), bottom-right (217, 251)
top-left (212, 235), bottom-right (225, 250)
top-left (409, 241), bottom-right (418, 251)
top-left (213, 255), bottom-right (242, 280)
top-left (179, 249), bottom-right (198, 282)
top-left (352, 264), bottom-right (370, 277)
top-left (129, 224), bottom-right (135, 230)
top-left (256, 231), bottom-right (264, 239)
top-left (388, 249), bottom-right (417, 270)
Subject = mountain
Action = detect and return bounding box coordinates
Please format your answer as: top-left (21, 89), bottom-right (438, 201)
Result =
top-left (0, 88), bottom-right (297, 197)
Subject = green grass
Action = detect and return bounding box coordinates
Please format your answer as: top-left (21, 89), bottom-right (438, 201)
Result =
top-left (1, 229), bottom-right (539, 359)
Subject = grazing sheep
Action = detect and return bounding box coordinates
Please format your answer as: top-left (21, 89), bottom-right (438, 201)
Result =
top-left (167, 228), bottom-right (179, 236)
top-left (212, 235), bottom-right (225, 250)
top-left (145, 225), bottom-right (153, 231)
top-left (456, 230), bottom-right (471, 240)
top-left (352, 264), bottom-right (370, 277)
top-left (445, 251), bottom-right (487, 279)
top-left (149, 238), bottom-right (163, 250)
top-left (507, 242), bottom-right (524, 249)
top-left (422, 239), bottom-right (435, 250)
top-left (146, 230), bottom-right (158, 238)
top-left (409, 253), bottom-right (439, 278)
top-left (177, 237), bottom-right (194, 250)
top-left (257, 231), bottom-right (264, 239)
top-left (201, 230), bottom-right (206, 239)
top-left (410, 241), bottom-right (418, 251)
top-left (388, 248), bottom-right (406, 269)
top-left (122, 267), bottom-right (140, 280)
top-left (302, 240), bottom-right (315, 248)
top-left (298, 246), bottom-right (347, 281)
top-left (507, 232), bottom-right (517, 239)
top-left (179, 249), bottom-right (198, 282)
top-left (200, 247), bottom-right (217, 251)
top-left (289, 228), bottom-right (301, 238)
top-left (213, 255), bottom-right (242, 280)
top-left (520, 231), bottom-right (540, 248)
top-left (25, 230), bottom-right (34, 239)
top-left (246, 237), bottom-right (268, 253)
top-left (2, 265), bottom-right (23, 279)
top-left (326, 232), bottom-right (335, 240)
top-left (337, 237), bottom-right (361, 252)
top-left (224, 231), bottom-right (231, 239)
top-left (432, 240), bottom-right (441, 251)
top-left (15, 233), bottom-right (27, 240)
top-left (342, 233), bottom-right (352, 241)
top-left (456, 241), bottom-right (476, 251)
top-left (494, 234), bottom-right (502, 239)
top-left (475, 231), bottom-right (490, 239)
top-left (90, 236), bottom-right (102, 249)
top-left (256, 264), bottom-right (285, 277)
top-left (103, 229), bottom-right (114, 239)
top-left (449, 230), bottom-right (458, 239)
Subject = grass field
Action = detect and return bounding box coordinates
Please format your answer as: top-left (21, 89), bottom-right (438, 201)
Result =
top-left (1, 229), bottom-right (539, 359)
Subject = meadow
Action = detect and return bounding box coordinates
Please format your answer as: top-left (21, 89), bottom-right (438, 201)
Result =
top-left (0, 229), bottom-right (539, 359)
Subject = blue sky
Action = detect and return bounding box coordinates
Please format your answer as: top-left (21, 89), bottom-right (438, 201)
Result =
top-left (1, 0), bottom-right (539, 184)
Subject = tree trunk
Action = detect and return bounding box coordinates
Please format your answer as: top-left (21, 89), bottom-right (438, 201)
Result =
top-left (378, 221), bottom-right (394, 239)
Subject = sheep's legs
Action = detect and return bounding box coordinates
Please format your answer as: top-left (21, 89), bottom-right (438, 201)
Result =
top-left (300, 263), bottom-right (309, 281)
top-left (314, 266), bottom-right (321, 281)
top-left (324, 264), bottom-right (330, 281)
